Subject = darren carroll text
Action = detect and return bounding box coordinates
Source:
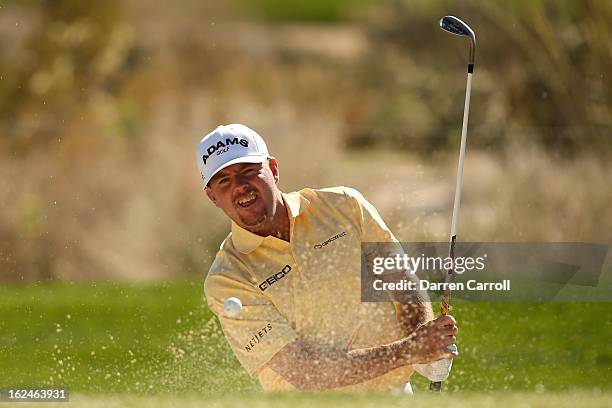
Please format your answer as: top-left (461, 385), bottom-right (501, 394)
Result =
top-left (373, 279), bottom-right (511, 291)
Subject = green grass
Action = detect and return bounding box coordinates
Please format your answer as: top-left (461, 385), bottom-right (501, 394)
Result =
top-left (11, 391), bottom-right (612, 408)
top-left (0, 281), bottom-right (611, 398)
top-left (0, 281), bottom-right (257, 395)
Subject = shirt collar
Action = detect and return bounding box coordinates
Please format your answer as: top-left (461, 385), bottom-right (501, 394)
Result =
top-left (231, 191), bottom-right (310, 254)
top-left (283, 191), bottom-right (310, 219)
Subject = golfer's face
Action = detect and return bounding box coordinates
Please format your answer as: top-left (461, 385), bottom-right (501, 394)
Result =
top-left (206, 162), bottom-right (278, 229)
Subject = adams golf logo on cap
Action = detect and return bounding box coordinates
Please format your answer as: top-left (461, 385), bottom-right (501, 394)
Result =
top-left (196, 124), bottom-right (270, 186)
top-left (201, 137), bottom-right (249, 165)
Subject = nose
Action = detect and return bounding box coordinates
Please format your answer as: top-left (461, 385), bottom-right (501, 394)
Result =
top-left (232, 175), bottom-right (251, 194)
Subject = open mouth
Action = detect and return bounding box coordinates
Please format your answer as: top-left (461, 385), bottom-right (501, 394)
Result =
top-left (236, 191), bottom-right (257, 208)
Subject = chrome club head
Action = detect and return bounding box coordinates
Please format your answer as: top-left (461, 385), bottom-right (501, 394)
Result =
top-left (439, 16), bottom-right (474, 37)
top-left (439, 16), bottom-right (476, 67)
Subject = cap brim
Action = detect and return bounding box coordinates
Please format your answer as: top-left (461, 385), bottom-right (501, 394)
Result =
top-left (204, 155), bottom-right (269, 186)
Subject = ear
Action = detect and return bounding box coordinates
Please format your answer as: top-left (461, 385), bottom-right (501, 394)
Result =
top-left (205, 186), bottom-right (219, 207)
top-left (268, 158), bottom-right (280, 184)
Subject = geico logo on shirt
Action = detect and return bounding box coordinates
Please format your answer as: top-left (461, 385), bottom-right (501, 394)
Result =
top-left (259, 265), bottom-right (291, 291)
top-left (314, 231), bottom-right (347, 249)
top-left (202, 138), bottom-right (249, 165)
top-left (244, 323), bottom-right (273, 352)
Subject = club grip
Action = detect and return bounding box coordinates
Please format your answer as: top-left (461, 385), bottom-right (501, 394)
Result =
top-left (414, 357), bottom-right (453, 382)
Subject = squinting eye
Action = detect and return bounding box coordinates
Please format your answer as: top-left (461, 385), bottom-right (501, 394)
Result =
top-left (243, 168), bottom-right (257, 175)
top-left (218, 178), bottom-right (229, 186)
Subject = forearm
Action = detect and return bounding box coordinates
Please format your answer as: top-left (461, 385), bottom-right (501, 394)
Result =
top-left (381, 270), bottom-right (435, 334)
top-left (268, 337), bottom-right (413, 390)
top-left (395, 298), bottom-right (434, 335)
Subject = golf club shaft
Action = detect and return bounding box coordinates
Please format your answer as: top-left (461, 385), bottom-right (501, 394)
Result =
top-left (450, 71), bottom-right (472, 240)
top-left (430, 70), bottom-right (473, 392)
top-left (442, 69), bottom-right (472, 314)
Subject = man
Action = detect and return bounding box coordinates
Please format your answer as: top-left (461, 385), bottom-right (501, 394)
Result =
top-left (197, 124), bottom-right (458, 391)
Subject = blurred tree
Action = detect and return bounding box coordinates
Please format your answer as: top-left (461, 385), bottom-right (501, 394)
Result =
top-left (344, 0), bottom-right (612, 156)
top-left (239, 0), bottom-right (373, 22)
top-left (0, 0), bottom-right (142, 153)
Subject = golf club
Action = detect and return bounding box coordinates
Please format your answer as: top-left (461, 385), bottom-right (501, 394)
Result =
top-left (430, 15), bottom-right (476, 393)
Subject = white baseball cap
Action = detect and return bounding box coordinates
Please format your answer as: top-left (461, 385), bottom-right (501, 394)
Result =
top-left (196, 124), bottom-right (271, 186)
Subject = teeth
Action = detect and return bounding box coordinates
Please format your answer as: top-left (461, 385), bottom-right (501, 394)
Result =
top-left (237, 192), bottom-right (256, 206)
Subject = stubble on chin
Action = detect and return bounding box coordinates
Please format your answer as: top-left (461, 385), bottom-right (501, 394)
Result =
top-left (239, 213), bottom-right (268, 230)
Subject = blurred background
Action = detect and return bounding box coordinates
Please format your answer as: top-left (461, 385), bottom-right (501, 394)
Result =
top-left (1, 0), bottom-right (611, 399)
top-left (1, 0), bottom-right (611, 282)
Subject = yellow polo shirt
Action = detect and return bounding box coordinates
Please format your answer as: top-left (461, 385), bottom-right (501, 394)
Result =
top-left (204, 186), bottom-right (414, 391)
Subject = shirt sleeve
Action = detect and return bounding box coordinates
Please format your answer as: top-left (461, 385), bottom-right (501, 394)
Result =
top-left (343, 186), bottom-right (421, 295)
top-left (204, 256), bottom-right (298, 376)
top-left (343, 187), bottom-right (430, 308)
top-left (342, 186), bottom-right (401, 244)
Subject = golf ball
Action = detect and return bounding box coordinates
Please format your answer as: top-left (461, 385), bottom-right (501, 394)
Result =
top-left (223, 297), bottom-right (242, 317)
